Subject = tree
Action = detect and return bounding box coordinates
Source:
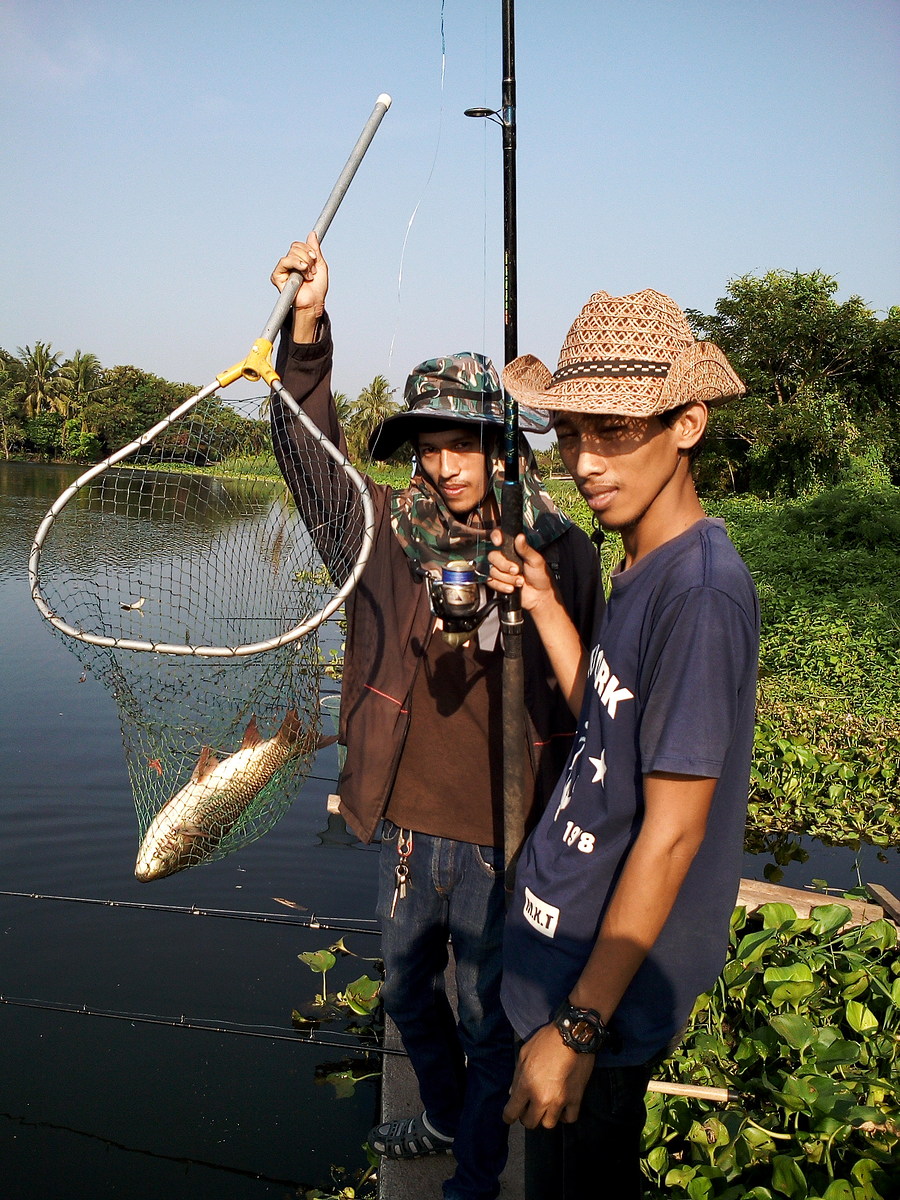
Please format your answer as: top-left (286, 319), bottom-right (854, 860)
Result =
top-left (15, 341), bottom-right (71, 419)
top-left (346, 374), bottom-right (400, 462)
top-left (687, 271), bottom-right (895, 495)
top-left (60, 350), bottom-right (110, 427)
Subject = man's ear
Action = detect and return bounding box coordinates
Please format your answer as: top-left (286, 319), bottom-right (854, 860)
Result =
top-left (674, 401), bottom-right (708, 451)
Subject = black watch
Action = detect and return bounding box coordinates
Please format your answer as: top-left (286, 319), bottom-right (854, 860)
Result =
top-left (553, 1000), bottom-right (612, 1054)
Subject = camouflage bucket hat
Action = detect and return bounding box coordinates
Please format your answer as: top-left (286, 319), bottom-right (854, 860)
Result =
top-left (368, 351), bottom-right (551, 460)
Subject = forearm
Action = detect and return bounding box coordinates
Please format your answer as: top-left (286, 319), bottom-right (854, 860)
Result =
top-left (528, 588), bottom-right (588, 716)
top-left (569, 775), bottom-right (715, 1022)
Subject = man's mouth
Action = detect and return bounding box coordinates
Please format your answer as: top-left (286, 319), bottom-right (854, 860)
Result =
top-left (581, 485), bottom-right (618, 511)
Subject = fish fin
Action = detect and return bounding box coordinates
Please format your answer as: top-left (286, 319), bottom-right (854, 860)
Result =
top-left (191, 745), bottom-right (220, 782)
top-left (240, 715), bottom-right (263, 749)
top-left (317, 733), bottom-right (339, 749)
top-left (278, 708), bottom-right (304, 746)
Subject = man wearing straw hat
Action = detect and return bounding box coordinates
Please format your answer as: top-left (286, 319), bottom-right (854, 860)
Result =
top-left (268, 237), bottom-right (601, 1200)
top-left (488, 289), bottom-right (760, 1198)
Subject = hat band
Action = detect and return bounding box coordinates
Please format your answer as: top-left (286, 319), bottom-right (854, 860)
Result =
top-left (552, 358), bottom-right (670, 383)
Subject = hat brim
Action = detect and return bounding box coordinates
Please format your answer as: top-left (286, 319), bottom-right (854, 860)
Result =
top-left (368, 402), bottom-right (552, 460)
top-left (502, 347), bottom-right (744, 417)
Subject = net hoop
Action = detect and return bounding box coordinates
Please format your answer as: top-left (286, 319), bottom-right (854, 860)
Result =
top-left (28, 379), bottom-right (374, 657)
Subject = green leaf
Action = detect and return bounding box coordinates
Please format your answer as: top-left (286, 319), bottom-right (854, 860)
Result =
top-left (736, 927), bottom-right (779, 964)
top-left (646, 1145), bottom-right (668, 1175)
top-left (845, 999), bottom-right (879, 1034)
top-left (809, 903), bottom-right (852, 934)
top-left (820, 1182), bottom-right (854, 1200)
top-left (771, 1153), bottom-right (808, 1197)
top-left (759, 902), bottom-right (801, 929)
top-left (813, 1038), bottom-right (860, 1067)
top-left (341, 975), bottom-right (381, 1015)
top-left (769, 1013), bottom-right (818, 1049)
top-left (299, 950), bottom-right (337, 974)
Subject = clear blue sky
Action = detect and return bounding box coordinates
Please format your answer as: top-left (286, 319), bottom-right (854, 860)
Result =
top-left (2, 0), bottom-right (898, 403)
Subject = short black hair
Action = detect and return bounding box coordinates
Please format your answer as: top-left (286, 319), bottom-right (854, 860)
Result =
top-left (658, 402), bottom-right (707, 463)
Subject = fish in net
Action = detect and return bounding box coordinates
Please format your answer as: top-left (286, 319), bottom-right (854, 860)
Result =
top-left (29, 390), bottom-right (372, 879)
top-left (28, 93), bottom-right (390, 879)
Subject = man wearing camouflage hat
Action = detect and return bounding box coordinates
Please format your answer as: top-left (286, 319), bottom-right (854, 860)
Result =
top-left (268, 236), bottom-right (601, 1200)
top-left (488, 289), bottom-right (760, 1198)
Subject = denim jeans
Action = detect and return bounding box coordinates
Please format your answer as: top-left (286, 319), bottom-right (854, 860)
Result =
top-left (377, 821), bottom-right (515, 1200)
top-left (523, 1058), bottom-right (655, 1199)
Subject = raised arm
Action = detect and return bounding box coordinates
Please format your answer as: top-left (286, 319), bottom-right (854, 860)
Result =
top-left (269, 235), bottom-right (360, 585)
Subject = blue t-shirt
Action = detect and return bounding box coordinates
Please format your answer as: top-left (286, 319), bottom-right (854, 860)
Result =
top-left (502, 519), bottom-right (760, 1066)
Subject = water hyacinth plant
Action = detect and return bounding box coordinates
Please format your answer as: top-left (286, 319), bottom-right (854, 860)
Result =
top-left (641, 902), bottom-right (899, 1198)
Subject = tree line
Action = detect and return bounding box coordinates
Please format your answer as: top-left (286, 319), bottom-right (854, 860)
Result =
top-left (3, 269), bottom-right (897, 494)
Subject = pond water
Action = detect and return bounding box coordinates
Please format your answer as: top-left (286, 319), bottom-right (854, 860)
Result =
top-left (1, 462), bottom-right (898, 1199)
top-left (1, 462), bottom-right (380, 1200)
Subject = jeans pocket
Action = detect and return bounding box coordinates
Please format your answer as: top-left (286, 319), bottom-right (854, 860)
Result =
top-left (473, 843), bottom-right (505, 877)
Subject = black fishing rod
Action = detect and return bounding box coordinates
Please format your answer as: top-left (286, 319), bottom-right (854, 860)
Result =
top-left (466, 0), bottom-right (526, 880)
top-left (0, 993), bottom-right (405, 1055)
top-left (0, 890), bottom-right (380, 936)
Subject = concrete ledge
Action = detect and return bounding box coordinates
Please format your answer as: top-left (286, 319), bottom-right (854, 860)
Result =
top-left (377, 1010), bottom-right (524, 1199)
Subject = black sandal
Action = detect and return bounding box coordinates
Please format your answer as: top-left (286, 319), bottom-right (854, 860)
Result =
top-left (368, 1112), bottom-right (454, 1158)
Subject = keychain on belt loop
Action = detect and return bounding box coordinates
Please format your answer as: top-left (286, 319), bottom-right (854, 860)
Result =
top-left (390, 829), bottom-right (414, 918)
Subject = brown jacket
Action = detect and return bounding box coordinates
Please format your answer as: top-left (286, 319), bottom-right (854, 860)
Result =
top-left (272, 317), bottom-right (603, 844)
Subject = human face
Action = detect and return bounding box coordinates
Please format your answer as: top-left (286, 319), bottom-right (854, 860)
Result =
top-left (416, 425), bottom-right (491, 517)
top-left (553, 407), bottom-right (704, 539)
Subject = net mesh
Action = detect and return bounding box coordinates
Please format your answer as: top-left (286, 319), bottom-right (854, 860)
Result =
top-left (31, 391), bottom-right (368, 878)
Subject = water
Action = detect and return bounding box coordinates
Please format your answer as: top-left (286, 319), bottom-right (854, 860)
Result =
top-left (1, 464), bottom-right (898, 1199)
top-left (1, 463), bottom-right (380, 1199)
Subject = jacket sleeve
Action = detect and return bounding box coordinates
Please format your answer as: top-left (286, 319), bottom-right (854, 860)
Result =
top-left (270, 313), bottom-right (363, 587)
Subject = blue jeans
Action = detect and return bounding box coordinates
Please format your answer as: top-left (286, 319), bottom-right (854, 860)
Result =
top-left (377, 822), bottom-right (515, 1200)
top-left (524, 1058), bottom-right (655, 1199)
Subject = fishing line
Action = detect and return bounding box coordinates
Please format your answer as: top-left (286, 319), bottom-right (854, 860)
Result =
top-left (386, 0), bottom-right (447, 376)
top-left (0, 1110), bottom-right (307, 1188)
top-left (0, 890), bottom-right (380, 935)
top-left (0, 994), bottom-right (405, 1056)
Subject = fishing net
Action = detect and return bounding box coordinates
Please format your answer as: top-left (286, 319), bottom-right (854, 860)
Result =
top-left (29, 386), bottom-right (372, 879)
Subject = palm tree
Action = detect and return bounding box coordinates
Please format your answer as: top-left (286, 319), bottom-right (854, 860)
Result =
top-left (348, 375), bottom-right (399, 461)
top-left (60, 350), bottom-right (109, 426)
top-left (16, 342), bottom-right (70, 419)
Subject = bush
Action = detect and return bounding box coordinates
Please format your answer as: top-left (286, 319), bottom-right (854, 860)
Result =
top-left (643, 903), bottom-right (900, 1198)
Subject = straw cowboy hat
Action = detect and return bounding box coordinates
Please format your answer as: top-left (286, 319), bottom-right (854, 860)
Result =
top-left (502, 289), bottom-right (744, 417)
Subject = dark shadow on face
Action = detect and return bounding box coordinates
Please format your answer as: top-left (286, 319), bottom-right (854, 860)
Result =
top-left (552, 412), bottom-right (660, 457)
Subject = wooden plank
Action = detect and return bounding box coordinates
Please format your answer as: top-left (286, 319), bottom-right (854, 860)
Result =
top-left (866, 882), bottom-right (900, 925)
top-left (736, 878), bottom-right (883, 928)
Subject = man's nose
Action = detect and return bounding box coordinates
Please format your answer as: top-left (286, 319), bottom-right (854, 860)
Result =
top-left (439, 450), bottom-right (460, 476)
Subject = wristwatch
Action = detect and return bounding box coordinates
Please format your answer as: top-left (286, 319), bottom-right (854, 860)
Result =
top-left (553, 999), bottom-right (613, 1054)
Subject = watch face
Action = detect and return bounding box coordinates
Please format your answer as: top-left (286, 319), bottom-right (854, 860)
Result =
top-left (569, 1019), bottom-right (595, 1045)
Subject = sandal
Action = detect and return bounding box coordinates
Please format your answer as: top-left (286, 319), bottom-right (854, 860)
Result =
top-left (368, 1111), bottom-right (455, 1158)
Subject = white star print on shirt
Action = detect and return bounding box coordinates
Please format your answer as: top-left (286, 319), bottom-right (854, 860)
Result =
top-left (588, 750), bottom-right (607, 785)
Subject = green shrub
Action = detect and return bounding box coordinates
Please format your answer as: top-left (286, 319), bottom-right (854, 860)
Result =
top-left (643, 903), bottom-right (900, 1198)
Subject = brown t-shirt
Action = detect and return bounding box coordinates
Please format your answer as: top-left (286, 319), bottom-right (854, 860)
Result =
top-left (385, 623), bottom-right (532, 847)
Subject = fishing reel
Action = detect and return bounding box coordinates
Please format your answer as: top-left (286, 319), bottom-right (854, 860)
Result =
top-left (429, 560), bottom-right (497, 648)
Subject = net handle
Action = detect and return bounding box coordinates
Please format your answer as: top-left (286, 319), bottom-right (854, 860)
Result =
top-left (260, 93), bottom-right (392, 345)
top-left (30, 95), bottom-right (392, 653)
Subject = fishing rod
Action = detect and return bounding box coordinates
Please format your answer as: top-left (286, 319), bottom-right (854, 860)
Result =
top-left (465, 0), bottom-right (527, 880)
top-left (0, 994), bottom-right (404, 1055)
top-left (0, 993), bottom-right (737, 1102)
top-left (0, 890), bottom-right (380, 936)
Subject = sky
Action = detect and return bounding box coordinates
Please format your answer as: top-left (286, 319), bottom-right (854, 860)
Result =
top-left (2, 0), bottom-right (898, 404)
